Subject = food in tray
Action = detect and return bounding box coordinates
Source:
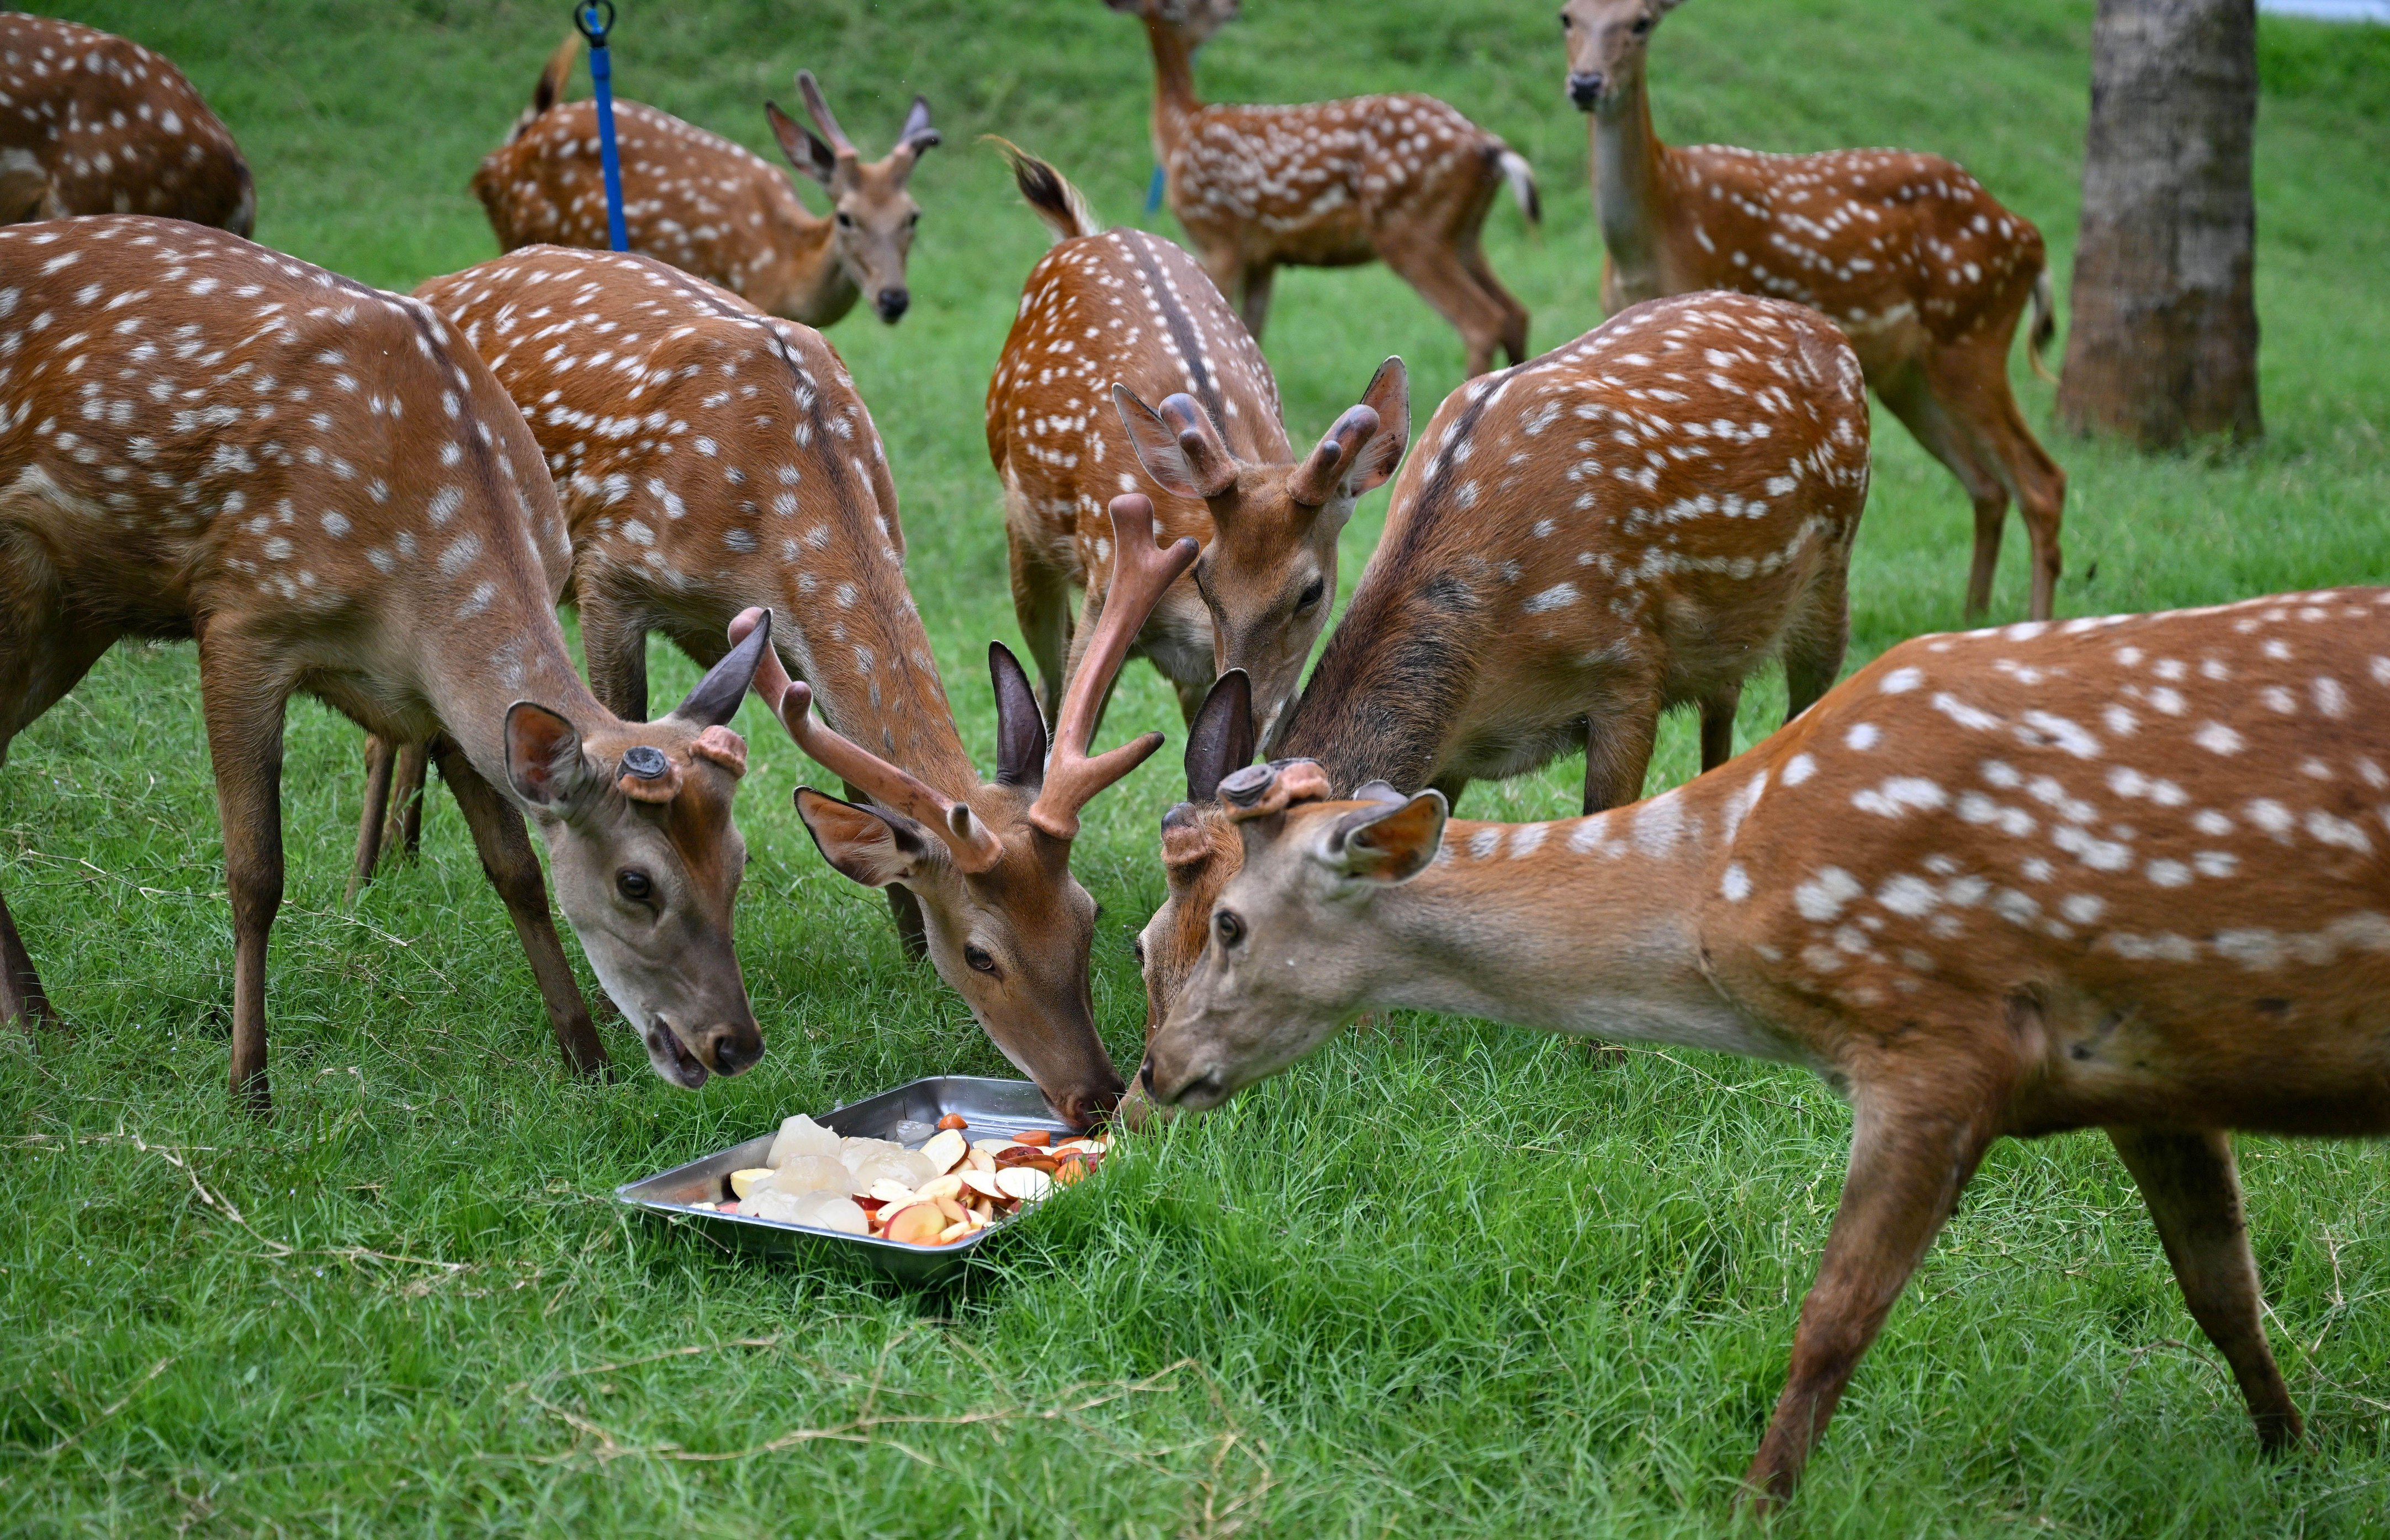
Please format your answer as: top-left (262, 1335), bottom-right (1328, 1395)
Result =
top-left (700, 1113), bottom-right (1110, 1245)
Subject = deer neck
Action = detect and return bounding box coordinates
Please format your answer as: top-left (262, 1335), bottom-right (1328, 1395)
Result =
top-left (1278, 554), bottom-right (1489, 794)
top-left (1588, 67), bottom-right (1671, 294)
top-left (417, 572), bottom-right (618, 791)
top-left (1144, 16), bottom-right (1204, 162)
top-left (760, 197), bottom-right (858, 327)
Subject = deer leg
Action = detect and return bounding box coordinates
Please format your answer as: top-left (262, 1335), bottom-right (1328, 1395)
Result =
top-left (346, 734), bottom-right (396, 907)
top-left (1742, 1091), bottom-right (2001, 1510)
top-left (1583, 692), bottom-right (1661, 814)
top-left (1458, 240), bottom-right (1530, 367)
top-left (1430, 772), bottom-right (1469, 817)
top-left (1008, 533), bottom-right (1075, 726)
top-left (578, 591), bottom-right (651, 723)
top-left (1380, 238), bottom-right (1508, 378)
top-left (385, 740), bottom-right (430, 862)
top-left (196, 644), bottom-right (294, 1113)
top-left (0, 888), bottom-right (58, 1035)
top-left (1783, 561), bottom-right (1851, 721)
top-left (1956, 352), bottom-right (2069, 624)
top-left (1236, 263), bottom-right (1275, 343)
top-left (428, 735), bottom-right (608, 1077)
top-left (1699, 682), bottom-right (1742, 773)
top-left (843, 773), bottom-right (931, 964)
top-left (1880, 367), bottom-right (2015, 620)
top-left (0, 620), bottom-right (114, 1034)
top-left (2106, 1127), bottom-right (2302, 1452)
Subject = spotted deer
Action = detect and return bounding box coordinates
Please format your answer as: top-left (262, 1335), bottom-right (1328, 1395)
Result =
top-left (1107, 0), bottom-right (1539, 375)
top-left (727, 490), bottom-right (1198, 1126)
top-left (989, 146), bottom-right (1407, 749)
top-left (1130, 293), bottom-right (1870, 1038)
top-left (473, 36), bottom-right (936, 326)
top-left (1560, 0), bottom-right (2065, 619)
top-left (0, 217), bottom-right (777, 1106)
top-left (1147, 588), bottom-right (2390, 1504)
top-left (0, 14), bottom-right (253, 233)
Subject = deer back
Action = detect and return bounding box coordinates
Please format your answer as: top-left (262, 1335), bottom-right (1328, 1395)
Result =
top-left (0, 15), bottom-right (252, 233)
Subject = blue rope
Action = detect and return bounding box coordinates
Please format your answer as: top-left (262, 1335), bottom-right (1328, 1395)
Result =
top-left (576, 2), bottom-right (629, 252)
top-left (1145, 163), bottom-right (1165, 216)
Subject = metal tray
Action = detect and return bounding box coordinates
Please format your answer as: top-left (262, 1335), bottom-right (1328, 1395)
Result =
top-left (614, 1075), bottom-right (1082, 1285)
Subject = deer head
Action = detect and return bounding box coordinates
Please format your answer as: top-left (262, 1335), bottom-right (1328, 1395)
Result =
top-left (1135, 670), bottom-right (1257, 1043)
top-left (1142, 761), bottom-right (1446, 1111)
top-left (1112, 357), bottom-right (1408, 750)
top-left (506, 608), bottom-right (778, 1090)
top-left (1559, 0), bottom-right (1683, 113)
top-left (1102, 0), bottom-right (1242, 49)
top-left (735, 496), bottom-right (1199, 1127)
top-left (766, 71), bottom-right (938, 323)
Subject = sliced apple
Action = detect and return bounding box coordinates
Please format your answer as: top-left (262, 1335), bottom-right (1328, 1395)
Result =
top-left (994, 1166), bottom-right (1053, 1203)
top-left (868, 1179), bottom-right (918, 1206)
top-left (728, 1168), bottom-right (776, 1199)
top-left (881, 1202), bottom-right (946, 1246)
top-left (960, 1169), bottom-right (1007, 1202)
top-left (919, 1128), bottom-right (969, 1174)
top-left (936, 1219), bottom-right (973, 1244)
top-left (915, 1173), bottom-right (967, 1204)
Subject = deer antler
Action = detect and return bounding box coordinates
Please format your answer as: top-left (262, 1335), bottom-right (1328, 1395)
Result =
top-left (1028, 495), bottom-right (1200, 840)
top-left (729, 608), bottom-right (1002, 873)
top-left (796, 70), bottom-right (855, 157)
top-left (1286, 403), bottom-right (1381, 507)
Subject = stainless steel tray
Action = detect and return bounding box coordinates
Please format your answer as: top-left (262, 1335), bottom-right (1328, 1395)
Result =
top-left (614, 1076), bottom-right (1082, 1285)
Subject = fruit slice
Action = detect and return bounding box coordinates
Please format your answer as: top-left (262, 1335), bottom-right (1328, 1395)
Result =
top-left (867, 1180), bottom-right (918, 1206)
top-left (960, 1170), bottom-right (1008, 1203)
top-left (915, 1173), bottom-right (967, 1204)
top-left (881, 1203), bottom-right (946, 1245)
top-left (1052, 1155), bottom-right (1091, 1186)
top-left (936, 1113), bottom-right (968, 1131)
top-left (919, 1128), bottom-right (969, 1175)
top-left (1013, 1129), bottom-right (1052, 1147)
top-left (728, 1168), bottom-right (776, 1199)
top-left (994, 1166), bottom-right (1053, 1203)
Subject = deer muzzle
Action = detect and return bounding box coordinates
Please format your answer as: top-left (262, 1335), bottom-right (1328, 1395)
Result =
top-left (1567, 71), bottom-right (1607, 110)
top-left (875, 286), bottom-right (910, 322)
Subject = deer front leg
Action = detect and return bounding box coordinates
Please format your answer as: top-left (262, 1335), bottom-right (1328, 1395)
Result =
top-left (428, 736), bottom-right (608, 1077)
top-left (197, 642), bottom-right (293, 1113)
top-left (2106, 1127), bottom-right (2302, 1452)
top-left (1742, 1091), bottom-right (2001, 1510)
top-left (1236, 263), bottom-right (1276, 343)
top-left (0, 887), bottom-right (58, 1034)
top-left (578, 590), bottom-right (652, 723)
top-left (386, 741), bottom-right (430, 863)
top-left (1583, 691), bottom-right (1661, 814)
top-left (346, 734), bottom-right (397, 908)
top-left (1698, 682), bottom-right (1742, 773)
top-left (1008, 532), bottom-right (1075, 726)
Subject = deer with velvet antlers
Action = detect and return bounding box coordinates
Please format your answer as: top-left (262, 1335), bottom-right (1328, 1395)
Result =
top-left (1144, 587), bottom-right (2390, 1505)
top-left (1560, 0), bottom-right (2065, 619)
top-left (474, 36), bottom-right (936, 326)
top-left (989, 147), bottom-right (1407, 750)
top-left (0, 218), bottom-right (777, 1105)
top-left (0, 14), bottom-right (253, 233)
top-left (729, 490), bottom-right (1196, 1127)
top-left (1130, 292), bottom-right (1870, 1036)
top-left (1109, 0), bottom-right (1539, 376)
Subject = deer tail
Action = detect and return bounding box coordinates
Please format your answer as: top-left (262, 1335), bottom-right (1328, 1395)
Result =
top-left (2027, 264), bottom-right (2057, 381)
top-left (533, 32), bottom-right (580, 118)
top-left (985, 137), bottom-right (1101, 243)
top-left (1497, 148), bottom-right (1541, 228)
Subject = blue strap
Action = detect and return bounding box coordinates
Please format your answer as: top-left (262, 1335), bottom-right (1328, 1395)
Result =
top-left (1145, 164), bottom-right (1166, 215)
top-left (576, 2), bottom-right (629, 252)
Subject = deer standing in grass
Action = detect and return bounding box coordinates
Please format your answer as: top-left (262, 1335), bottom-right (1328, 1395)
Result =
top-left (727, 489), bottom-right (1197, 1126)
top-left (989, 147), bottom-right (1408, 750)
top-left (1146, 587), bottom-right (2390, 1505)
top-left (0, 218), bottom-right (776, 1103)
top-left (1109, 0), bottom-right (1540, 375)
top-left (1560, 0), bottom-right (2065, 619)
top-left (1131, 293), bottom-right (1870, 1035)
top-left (474, 36), bottom-right (936, 326)
top-left (0, 14), bottom-right (253, 233)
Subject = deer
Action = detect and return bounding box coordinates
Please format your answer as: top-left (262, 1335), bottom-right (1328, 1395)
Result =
top-left (723, 489), bottom-right (1199, 1127)
top-left (1559, 0), bottom-right (2066, 620)
top-left (1107, 0), bottom-right (1540, 376)
top-left (473, 35), bottom-right (936, 327)
top-left (1128, 292), bottom-right (1872, 1039)
top-left (988, 145), bottom-right (1409, 751)
top-left (0, 14), bottom-right (254, 235)
top-left (1143, 586), bottom-right (2390, 1506)
top-left (0, 216), bottom-right (778, 1107)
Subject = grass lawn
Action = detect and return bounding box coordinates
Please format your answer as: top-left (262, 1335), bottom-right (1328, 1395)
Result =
top-left (6, 0), bottom-right (2390, 1533)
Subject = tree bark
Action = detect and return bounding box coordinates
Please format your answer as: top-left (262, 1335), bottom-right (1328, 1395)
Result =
top-left (2058, 0), bottom-right (2262, 448)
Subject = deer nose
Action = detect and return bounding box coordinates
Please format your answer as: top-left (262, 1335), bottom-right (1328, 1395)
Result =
top-left (1567, 71), bottom-right (1605, 110)
top-left (1138, 1053), bottom-right (1158, 1094)
top-left (875, 287), bottom-right (910, 322)
top-left (1057, 1076), bottom-right (1125, 1130)
top-left (697, 1020), bottom-right (764, 1077)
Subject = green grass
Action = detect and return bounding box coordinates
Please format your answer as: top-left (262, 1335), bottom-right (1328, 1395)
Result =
top-left (6, 0), bottom-right (2390, 1533)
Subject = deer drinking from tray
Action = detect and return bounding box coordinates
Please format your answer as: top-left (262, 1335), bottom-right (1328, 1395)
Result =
top-left (1560, 0), bottom-right (2064, 618)
top-left (0, 218), bottom-right (773, 1103)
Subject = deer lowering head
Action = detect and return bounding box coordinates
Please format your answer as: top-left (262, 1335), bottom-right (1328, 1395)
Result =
top-left (1148, 590), bottom-right (2390, 1503)
top-left (764, 71), bottom-right (940, 323)
top-left (732, 493), bottom-right (1198, 1126)
top-left (0, 15), bottom-right (253, 233)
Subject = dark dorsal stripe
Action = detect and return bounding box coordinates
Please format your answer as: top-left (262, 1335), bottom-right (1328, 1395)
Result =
top-left (1119, 230), bottom-right (1228, 436)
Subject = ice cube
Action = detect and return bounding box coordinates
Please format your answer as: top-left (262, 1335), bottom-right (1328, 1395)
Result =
top-left (765, 1113), bottom-right (841, 1168)
top-left (852, 1150), bottom-right (938, 1191)
top-left (741, 1189), bottom-right (808, 1223)
top-left (890, 1119), bottom-right (940, 1144)
top-left (788, 1192), bottom-right (871, 1236)
top-left (836, 1135), bottom-right (900, 1172)
top-left (769, 1155), bottom-right (858, 1196)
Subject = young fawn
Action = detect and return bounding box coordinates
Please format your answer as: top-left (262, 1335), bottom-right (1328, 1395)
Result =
top-left (0, 14), bottom-right (253, 233)
top-left (1146, 588), bottom-right (2390, 1504)
top-left (473, 36), bottom-right (936, 326)
top-left (0, 218), bottom-right (775, 1104)
top-left (1560, 0), bottom-right (2065, 618)
top-left (1132, 293), bottom-right (1870, 1035)
top-left (989, 146), bottom-right (1407, 747)
top-left (730, 491), bottom-right (1197, 1126)
top-left (1107, 0), bottom-right (1539, 374)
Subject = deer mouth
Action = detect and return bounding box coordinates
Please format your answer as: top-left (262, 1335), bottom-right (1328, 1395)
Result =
top-left (642, 1016), bottom-right (711, 1090)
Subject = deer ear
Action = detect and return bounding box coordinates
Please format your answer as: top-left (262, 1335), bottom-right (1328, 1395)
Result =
top-left (505, 702), bottom-right (598, 809)
top-left (766, 101), bottom-right (839, 187)
top-left (671, 608), bottom-right (770, 727)
top-left (895, 96), bottom-right (939, 159)
top-left (1185, 670), bottom-right (1255, 803)
top-left (989, 641), bottom-right (1048, 788)
top-left (1111, 383), bottom-right (1206, 500)
top-left (1322, 790), bottom-right (1448, 884)
top-left (1348, 356), bottom-right (1410, 497)
top-left (794, 787), bottom-right (932, 888)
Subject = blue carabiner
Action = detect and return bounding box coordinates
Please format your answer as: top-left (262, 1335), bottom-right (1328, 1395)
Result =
top-left (576, 2), bottom-right (629, 252)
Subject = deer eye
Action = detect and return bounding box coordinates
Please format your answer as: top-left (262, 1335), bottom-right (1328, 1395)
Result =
top-left (965, 944), bottom-right (999, 975)
top-left (836, 210), bottom-right (856, 228)
top-left (1215, 910), bottom-right (1245, 948)
top-left (1132, 933), bottom-right (1148, 968)
top-left (1631, 14), bottom-right (1651, 31)
top-left (617, 869), bottom-right (653, 903)
top-left (1295, 577), bottom-right (1326, 613)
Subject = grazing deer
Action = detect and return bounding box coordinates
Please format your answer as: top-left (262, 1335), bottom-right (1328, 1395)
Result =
top-left (1131, 293), bottom-right (1870, 1039)
top-left (1146, 587), bottom-right (2390, 1505)
top-left (1560, 0), bottom-right (2065, 619)
top-left (0, 15), bottom-right (253, 234)
top-left (0, 217), bottom-right (776, 1105)
top-left (727, 491), bottom-right (1196, 1127)
top-left (473, 36), bottom-right (936, 326)
top-left (989, 146), bottom-right (1408, 748)
top-left (1107, 0), bottom-right (1540, 375)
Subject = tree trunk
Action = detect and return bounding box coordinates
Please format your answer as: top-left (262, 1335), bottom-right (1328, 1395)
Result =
top-left (2057, 0), bottom-right (2262, 448)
